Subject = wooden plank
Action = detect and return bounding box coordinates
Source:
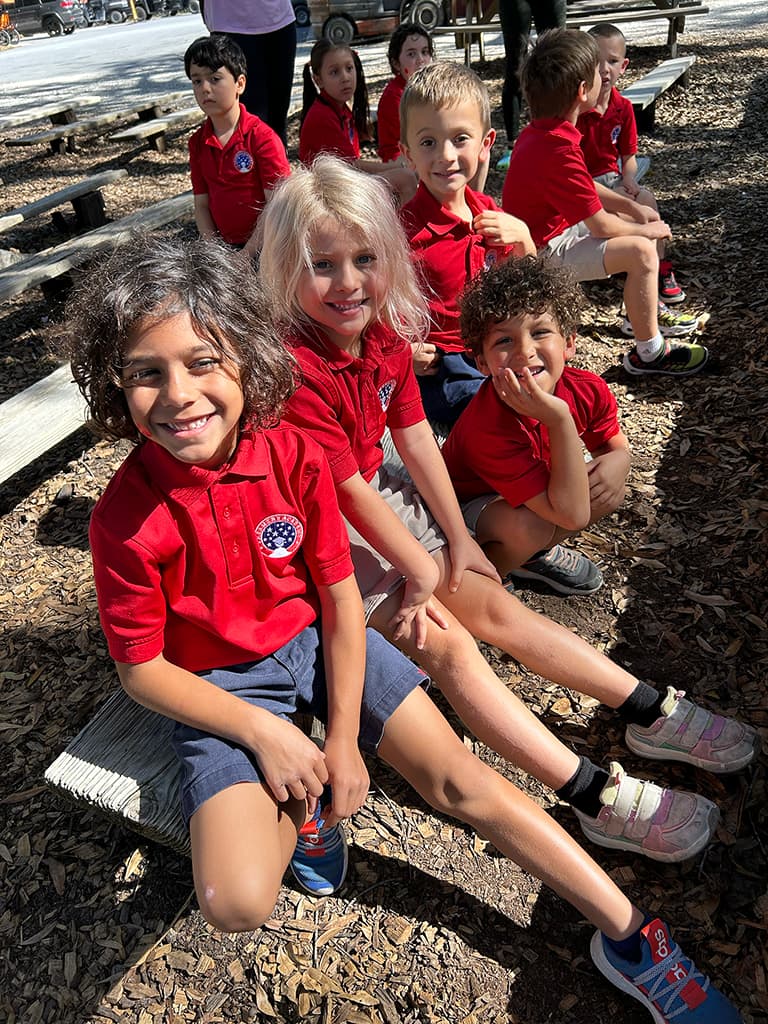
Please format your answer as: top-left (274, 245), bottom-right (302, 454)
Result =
top-left (0, 364), bottom-right (89, 484)
top-left (0, 191), bottom-right (194, 304)
top-left (620, 54), bottom-right (696, 109)
top-left (110, 106), bottom-right (204, 142)
top-left (0, 170), bottom-right (128, 234)
top-left (0, 96), bottom-right (103, 132)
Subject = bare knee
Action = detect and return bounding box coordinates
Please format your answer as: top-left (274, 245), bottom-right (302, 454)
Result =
top-left (627, 236), bottom-right (658, 274)
top-left (196, 873), bottom-right (281, 933)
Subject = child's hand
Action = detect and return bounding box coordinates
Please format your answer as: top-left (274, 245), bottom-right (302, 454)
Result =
top-left (389, 567), bottom-right (450, 651)
top-left (587, 452), bottom-right (629, 516)
top-left (321, 736), bottom-right (370, 826)
top-left (642, 218), bottom-right (672, 241)
top-left (446, 531), bottom-right (501, 592)
top-left (473, 211), bottom-right (535, 257)
top-left (631, 204), bottom-right (661, 225)
top-left (411, 339), bottom-right (440, 375)
top-left (493, 366), bottom-right (570, 425)
top-left (620, 176), bottom-right (641, 199)
top-left (249, 713), bottom-right (329, 806)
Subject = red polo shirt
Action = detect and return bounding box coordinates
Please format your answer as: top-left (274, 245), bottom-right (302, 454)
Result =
top-left (282, 324), bottom-right (426, 484)
top-left (90, 426), bottom-right (354, 671)
top-left (502, 118), bottom-right (603, 249)
top-left (442, 366), bottom-right (621, 505)
top-left (401, 184), bottom-right (514, 354)
top-left (376, 74), bottom-right (405, 162)
top-left (299, 92), bottom-right (360, 164)
top-left (188, 103), bottom-right (290, 246)
top-left (577, 88), bottom-right (638, 178)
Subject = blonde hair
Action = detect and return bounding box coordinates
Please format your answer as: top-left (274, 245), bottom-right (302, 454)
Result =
top-left (400, 61), bottom-right (491, 144)
top-left (258, 155), bottom-right (429, 345)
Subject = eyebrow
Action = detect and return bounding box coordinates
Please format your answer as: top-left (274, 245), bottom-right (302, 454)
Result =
top-left (122, 343), bottom-right (215, 365)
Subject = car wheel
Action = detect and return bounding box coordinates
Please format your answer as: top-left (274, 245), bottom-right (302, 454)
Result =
top-left (135, 4), bottom-right (147, 19)
top-left (294, 3), bottom-right (310, 27)
top-left (108, 9), bottom-right (123, 21)
top-left (44, 16), bottom-right (64, 35)
top-left (9, 28), bottom-right (20, 44)
top-left (406, 0), bottom-right (443, 30)
top-left (323, 14), bottom-right (354, 44)
top-left (0, 30), bottom-right (10, 48)
top-left (63, 23), bottom-right (76, 32)
top-left (188, 0), bottom-right (199, 11)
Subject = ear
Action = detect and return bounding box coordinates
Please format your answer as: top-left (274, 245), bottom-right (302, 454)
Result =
top-left (563, 332), bottom-right (578, 361)
top-left (400, 140), bottom-right (416, 171)
top-left (478, 127), bottom-right (496, 164)
top-left (475, 348), bottom-right (492, 375)
top-left (577, 79), bottom-right (590, 103)
top-left (620, 57), bottom-right (630, 73)
top-left (235, 74), bottom-right (246, 96)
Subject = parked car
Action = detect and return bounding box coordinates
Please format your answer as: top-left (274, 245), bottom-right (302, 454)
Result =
top-left (10, 0), bottom-right (85, 36)
top-left (310, 0), bottom-right (466, 42)
top-left (85, 0), bottom-right (130, 23)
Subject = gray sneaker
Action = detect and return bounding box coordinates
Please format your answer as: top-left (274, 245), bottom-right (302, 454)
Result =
top-left (509, 545), bottom-right (603, 596)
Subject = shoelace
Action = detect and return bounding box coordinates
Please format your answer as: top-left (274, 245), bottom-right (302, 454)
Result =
top-left (632, 941), bottom-right (711, 1019)
top-left (295, 819), bottom-right (343, 860)
top-left (543, 546), bottom-right (582, 572)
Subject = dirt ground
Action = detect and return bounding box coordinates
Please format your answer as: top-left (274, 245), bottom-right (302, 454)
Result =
top-left (1, 24), bottom-right (767, 1024)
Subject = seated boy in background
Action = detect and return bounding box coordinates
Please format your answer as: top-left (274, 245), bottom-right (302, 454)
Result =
top-left (399, 62), bottom-right (535, 426)
top-left (577, 23), bottom-right (687, 304)
top-left (442, 255), bottom-right (630, 595)
top-left (502, 29), bottom-right (708, 378)
top-left (185, 34), bottom-right (290, 258)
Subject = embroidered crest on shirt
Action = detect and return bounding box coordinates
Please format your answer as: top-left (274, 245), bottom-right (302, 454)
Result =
top-left (378, 379), bottom-right (396, 411)
top-left (255, 514), bottom-right (304, 558)
top-left (484, 249), bottom-right (498, 270)
top-left (233, 149), bottom-right (254, 173)
top-left (610, 125), bottom-right (621, 146)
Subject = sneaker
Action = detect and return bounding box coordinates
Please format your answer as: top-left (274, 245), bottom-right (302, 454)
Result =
top-left (509, 544), bottom-right (603, 596)
top-left (573, 761), bottom-right (719, 863)
top-left (590, 919), bottom-right (743, 1023)
top-left (659, 260), bottom-right (686, 304)
top-left (621, 302), bottom-right (702, 338)
top-left (626, 686), bottom-right (759, 774)
top-left (623, 340), bottom-right (709, 377)
top-left (495, 149), bottom-right (511, 171)
top-left (289, 789), bottom-right (348, 896)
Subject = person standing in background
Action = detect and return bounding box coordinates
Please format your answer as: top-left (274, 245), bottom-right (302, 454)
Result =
top-left (495, 0), bottom-right (566, 170)
top-left (201, 0), bottom-right (297, 146)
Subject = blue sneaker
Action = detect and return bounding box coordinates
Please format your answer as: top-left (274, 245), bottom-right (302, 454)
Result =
top-left (289, 789), bottom-right (348, 896)
top-left (591, 919), bottom-right (743, 1022)
top-left (495, 150), bottom-right (511, 171)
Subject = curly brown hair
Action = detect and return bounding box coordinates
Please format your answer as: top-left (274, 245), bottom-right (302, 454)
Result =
top-left (64, 233), bottom-right (297, 443)
top-left (459, 255), bottom-right (583, 358)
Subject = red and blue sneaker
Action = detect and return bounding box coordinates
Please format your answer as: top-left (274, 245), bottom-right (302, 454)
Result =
top-left (591, 918), bottom-right (743, 1022)
top-left (289, 788), bottom-right (348, 897)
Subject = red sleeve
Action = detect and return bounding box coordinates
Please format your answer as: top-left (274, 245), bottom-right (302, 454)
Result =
top-left (377, 78), bottom-right (403, 162)
top-left (188, 129), bottom-right (207, 196)
top-left (250, 120), bottom-right (291, 191)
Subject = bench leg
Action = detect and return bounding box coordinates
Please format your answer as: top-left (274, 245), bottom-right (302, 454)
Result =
top-left (72, 190), bottom-right (107, 231)
top-left (635, 101), bottom-right (656, 134)
top-left (41, 272), bottom-right (74, 310)
top-left (148, 133), bottom-right (168, 155)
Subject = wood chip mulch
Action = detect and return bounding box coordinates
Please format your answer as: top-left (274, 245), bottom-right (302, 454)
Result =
top-left (1, 25), bottom-right (767, 1024)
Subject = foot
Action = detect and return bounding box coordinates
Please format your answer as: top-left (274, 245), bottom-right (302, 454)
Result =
top-left (290, 789), bottom-right (348, 896)
top-left (625, 686), bottom-right (759, 773)
top-left (509, 544), bottom-right (603, 596)
top-left (495, 150), bottom-right (511, 171)
top-left (621, 303), bottom-right (703, 338)
top-left (591, 919), bottom-right (743, 1022)
top-left (573, 761), bottom-right (719, 863)
top-left (659, 259), bottom-right (686, 304)
top-left (623, 339), bottom-right (709, 377)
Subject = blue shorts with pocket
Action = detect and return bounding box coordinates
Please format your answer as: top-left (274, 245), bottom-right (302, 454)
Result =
top-left (172, 623), bottom-right (426, 823)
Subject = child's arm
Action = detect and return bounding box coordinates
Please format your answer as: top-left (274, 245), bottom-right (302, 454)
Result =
top-left (618, 154), bottom-right (641, 197)
top-left (241, 188), bottom-right (276, 258)
top-left (354, 158), bottom-right (418, 201)
top-left (193, 194), bottom-right (218, 240)
top-left (316, 575), bottom-right (371, 825)
top-left (472, 211), bottom-right (536, 257)
top-left (585, 202), bottom-right (671, 242)
top-left (587, 432), bottom-right (631, 518)
top-left (117, 655), bottom-right (329, 806)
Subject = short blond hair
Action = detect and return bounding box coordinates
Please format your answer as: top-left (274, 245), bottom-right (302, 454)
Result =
top-left (257, 155), bottom-right (429, 345)
top-left (400, 61), bottom-right (491, 144)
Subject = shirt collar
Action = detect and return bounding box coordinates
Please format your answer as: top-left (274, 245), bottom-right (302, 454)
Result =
top-left (410, 182), bottom-right (483, 238)
top-left (202, 102), bottom-right (248, 151)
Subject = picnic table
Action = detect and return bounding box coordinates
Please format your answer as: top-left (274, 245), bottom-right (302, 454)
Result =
top-left (0, 95), bottom-right (103, 132)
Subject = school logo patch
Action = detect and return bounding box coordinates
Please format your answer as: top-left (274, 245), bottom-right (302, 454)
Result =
top-left (378, 379), bottom-right (396, 411)
top-left (255, 514), bottom-right (304, 558)
top-left (610, 125), bottom-right (621, 145)
top-left (484, 249), bottom-right (498, 270)
top-left (233, 149), bottom-right (254, 173)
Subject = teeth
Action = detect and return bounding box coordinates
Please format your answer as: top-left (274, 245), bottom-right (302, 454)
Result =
top-left (168, 416), bottom-right (209, 432)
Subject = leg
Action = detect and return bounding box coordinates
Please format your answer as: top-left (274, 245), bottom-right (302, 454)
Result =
top-left (602, 235), bottom-right (659, 341)
top-left (264, 21), bottom-right (297, 146)
top-left (378, 687), bottom-right (643, 940)
top-left (475, 496), bottom-right (564, 576)
top-left (190, 782), bottom-right (305, 932)
top-left (497, 0), bottom-right (532, 143)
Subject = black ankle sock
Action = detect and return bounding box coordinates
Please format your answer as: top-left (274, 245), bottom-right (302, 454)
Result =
top-left (555, 756), bottom-right (610, 818)
top-left (616, 681), bottom-right (665, 728)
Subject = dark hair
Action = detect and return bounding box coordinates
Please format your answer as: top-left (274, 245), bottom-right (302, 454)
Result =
top-left (300, 39), bottom-right (371, 140)
top-left (522, 28), bottom-right (599, 119)
top-left (588, 22), bottom-right (627, 49)
top-left (65, 233), bottom-right (296, 443)
top-left (459, 255), bottom-right (583, 358)
top-left (184, 33), bottom-right (247, 80)
top-left (387, 23), bottom-right (433, 74)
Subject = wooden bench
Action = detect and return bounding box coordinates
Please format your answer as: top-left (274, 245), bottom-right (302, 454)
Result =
top-left (619, 54), bottom-right (696, 130)
top-left (110, 105), bottom-right (204, 154)
top-left (0, 191), bottom-right (193, 305)
top-left (0, 95), bottom-right (103, 132)
top-left (5, 91), bottom-right (192, 154)
top-left (0, 170), bottom-right (129, 235)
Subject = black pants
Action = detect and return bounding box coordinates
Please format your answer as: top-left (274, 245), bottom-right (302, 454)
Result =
top-left (498, 0), bottom-right (567, 142)
top-left (226, 21), bottom-right (297, 146)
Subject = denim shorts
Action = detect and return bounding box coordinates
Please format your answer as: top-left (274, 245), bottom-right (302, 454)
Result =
top-left (172, 623), bottom-right (426, 823)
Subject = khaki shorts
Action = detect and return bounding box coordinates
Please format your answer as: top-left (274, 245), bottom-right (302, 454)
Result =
top-left (543, 222), bottom-right (610, 282)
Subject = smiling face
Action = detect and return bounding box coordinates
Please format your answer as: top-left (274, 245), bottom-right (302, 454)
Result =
top-left (394, 33), bottom-right (433, 80)
top-left (189, 62), bottom-right (245, 120)
top-left (594, 33), bottom-right (629, 91)
top-left (120, 311), bottom-right (244, 469)
top-left (476, 310), bottom-right (576, 395)
top-left (402, 99), bottom-right (494, 206)
top-left (313, 47), bottom-right (356, 106)
top-left (296, 217), bottom-right (387, 352)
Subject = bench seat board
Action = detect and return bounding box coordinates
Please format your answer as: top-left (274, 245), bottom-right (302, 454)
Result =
top-left (0, 364), bottom-right (90, 484)
top-left (0, 191), bottom-right (193, 304)
top-left (0, 170), bottom-right (129, 234)
top-left (620, 54), bottom-right (696, 109)
top-left (110, 107), bottom-right (204, 142)
top-left (0, 96), bottom-right (103, 132)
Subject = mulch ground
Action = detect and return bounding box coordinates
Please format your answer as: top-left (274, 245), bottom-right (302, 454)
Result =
top-left (1, 24), bottom-right (767, 1024)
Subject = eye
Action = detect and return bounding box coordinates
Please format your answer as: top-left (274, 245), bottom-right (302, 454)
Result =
top-left (455, 133), bottom-right (471, 145)
top-left (311, 258), bottom-right (332, 271)
top-left (355, 253), bottom-right (376, 267)
top-left (419, 138), bottom-right (434, 148)
top-left (121, 366), bottom-right (158, 385)
top-left (191, 357), bottom-right (220, 372)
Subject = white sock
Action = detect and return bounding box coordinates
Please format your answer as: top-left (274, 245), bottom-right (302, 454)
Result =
top-left (635, 333), bottom-right (666, 362)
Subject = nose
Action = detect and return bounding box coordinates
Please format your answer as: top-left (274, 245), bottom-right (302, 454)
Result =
top-left (437, 139), bottom-right (456, 164)
top-left (163, 368), bottom-right (195, 406)
top-left (336, 258), bottom-right (360, 293)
